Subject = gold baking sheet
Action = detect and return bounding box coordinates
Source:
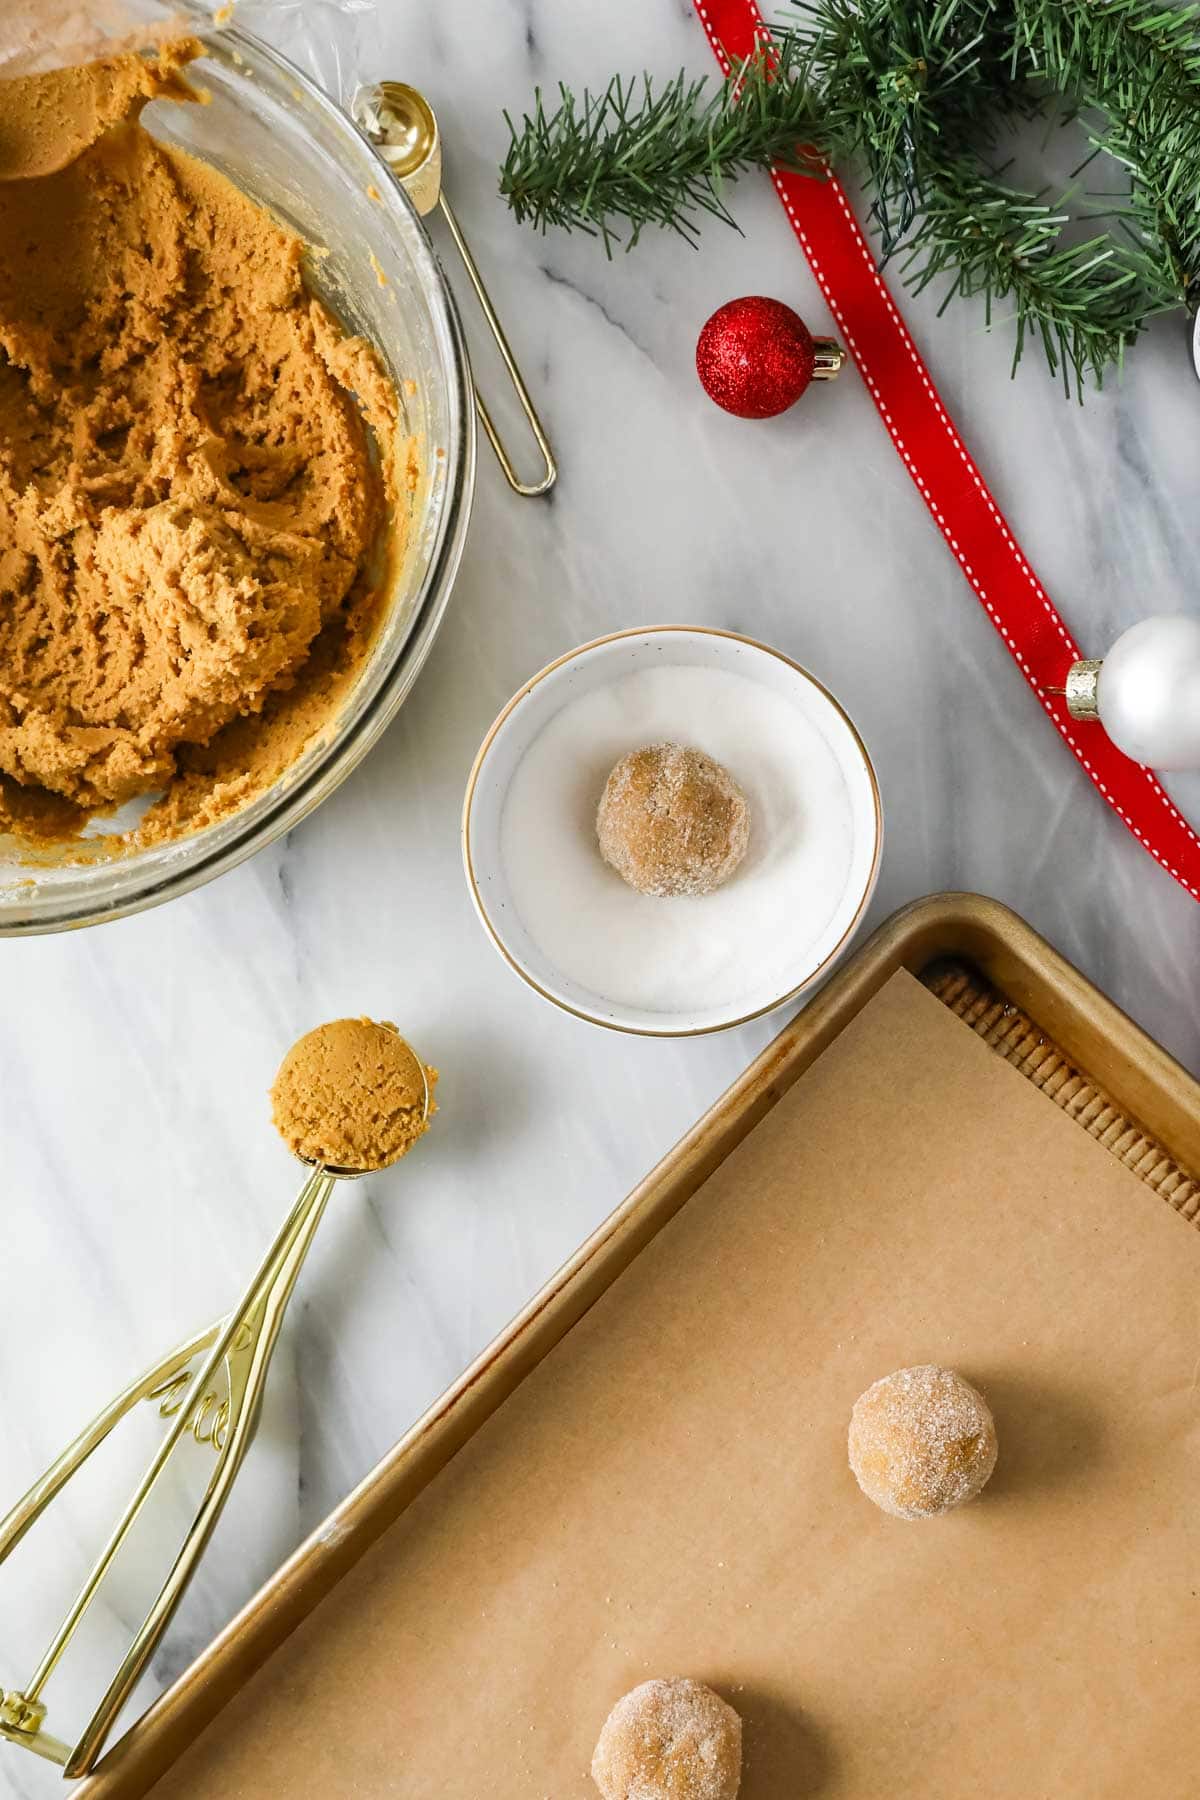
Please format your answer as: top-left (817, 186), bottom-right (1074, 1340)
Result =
top-left (75, 895), bottom-right (1200, 1799)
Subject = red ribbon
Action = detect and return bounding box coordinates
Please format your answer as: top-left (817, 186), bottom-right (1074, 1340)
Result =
top-left (693, 0), bottom-right (1200, 902)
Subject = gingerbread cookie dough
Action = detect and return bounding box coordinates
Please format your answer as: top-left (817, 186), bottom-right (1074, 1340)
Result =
top-left (848, 1364), bottom-right (998, 1520)
top-left (592, 1679), bottom-right (742, 1800)
top-left (270, 1017), bottom-right (435, 1173)
top-left (596, 743), bottom-right (750, 898)
top-left (0, 42), bottom-right (402, 846)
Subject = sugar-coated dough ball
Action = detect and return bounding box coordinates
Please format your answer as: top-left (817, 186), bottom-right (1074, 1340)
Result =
top-left (596, 743), bottom-right (750, 897)
top-left (591, 1678), bottom-right (742, 1800)
top-left (848, 1364), bottom-right (997, 1519)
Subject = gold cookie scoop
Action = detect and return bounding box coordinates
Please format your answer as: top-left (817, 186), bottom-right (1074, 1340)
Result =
top-left (0, 1021), bottom-right (435, 1776)
top-left (352, 81), bottom-right (557, 498)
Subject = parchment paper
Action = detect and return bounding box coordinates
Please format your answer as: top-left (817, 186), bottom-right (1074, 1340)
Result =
top-left (145, 971), bottom-right (1200, 1797)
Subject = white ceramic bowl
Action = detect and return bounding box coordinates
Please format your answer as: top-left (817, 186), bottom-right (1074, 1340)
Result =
top-left (463, 628), bottom-right (883, 1036)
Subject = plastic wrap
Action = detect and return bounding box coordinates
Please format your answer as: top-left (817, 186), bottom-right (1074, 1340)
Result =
top-left (234, 0), bottom-right (378, 107)
top-left (0, 1), bottom-right (377, 106)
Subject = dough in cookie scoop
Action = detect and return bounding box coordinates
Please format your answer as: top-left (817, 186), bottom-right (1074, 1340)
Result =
top-left (270, 1019), bottom-right (436, 1173)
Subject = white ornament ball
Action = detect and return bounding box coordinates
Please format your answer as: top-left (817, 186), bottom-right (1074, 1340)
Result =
top-left (1098, 614), bottom-right (1200, 770)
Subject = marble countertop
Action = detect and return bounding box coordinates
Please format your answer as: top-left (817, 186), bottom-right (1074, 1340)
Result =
top-left (4, 2), bottom-right (1200, 1792)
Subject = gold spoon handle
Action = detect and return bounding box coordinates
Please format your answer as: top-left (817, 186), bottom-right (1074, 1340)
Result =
top-left (350, 81), bottom-right (555, 497)
top-left (437, 193), bottom-right (557, 498)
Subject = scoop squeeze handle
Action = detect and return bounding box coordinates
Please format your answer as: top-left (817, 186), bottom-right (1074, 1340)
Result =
top-left (0, 1167), bottom-right (334, 1775)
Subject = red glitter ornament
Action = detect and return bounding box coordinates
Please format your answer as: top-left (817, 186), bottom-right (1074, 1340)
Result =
top-left (696, 296), bottom-right (845, 418)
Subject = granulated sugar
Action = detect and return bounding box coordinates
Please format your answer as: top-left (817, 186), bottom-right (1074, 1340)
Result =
top-left (499, 663), bottom-right (856, 1013)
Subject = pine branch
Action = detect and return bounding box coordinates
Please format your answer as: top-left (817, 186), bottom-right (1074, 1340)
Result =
top-left (499, 45), bottom-right (825, 253)
top-left (1016, 0), bottom-right (1200, 300)
top-left (1015, 0), bottom-right (1200, 105)
top-left (782, 0), bottom-right (1043, 241)
top-left (785, 0), bottom-right (1198, 388)
top-left (1081, 95), bottom-right (1200, 304)
top-left (496, 0), bottom-right (1200, 387)
top-left (895, 162), bottom-right (1157, 393)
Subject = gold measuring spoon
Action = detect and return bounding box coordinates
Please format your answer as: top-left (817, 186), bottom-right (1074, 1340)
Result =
top-left (352, 82), bottom-right (557, 499)
top-left (0, 1023), bottom-right (433, 1776)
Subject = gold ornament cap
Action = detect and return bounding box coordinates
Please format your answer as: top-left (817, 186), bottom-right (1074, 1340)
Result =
top-left (812, 338), bottom-right (846, 381)
top-left (1063, 658), bottom-right (1102, 721)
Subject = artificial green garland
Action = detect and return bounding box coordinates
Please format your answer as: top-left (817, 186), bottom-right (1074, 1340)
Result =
top-left (499, 0), bottom-right (1200, 393)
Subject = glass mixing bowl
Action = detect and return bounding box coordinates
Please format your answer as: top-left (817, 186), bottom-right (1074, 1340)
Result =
top-left (0, 25), bottom-right (475, 935)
